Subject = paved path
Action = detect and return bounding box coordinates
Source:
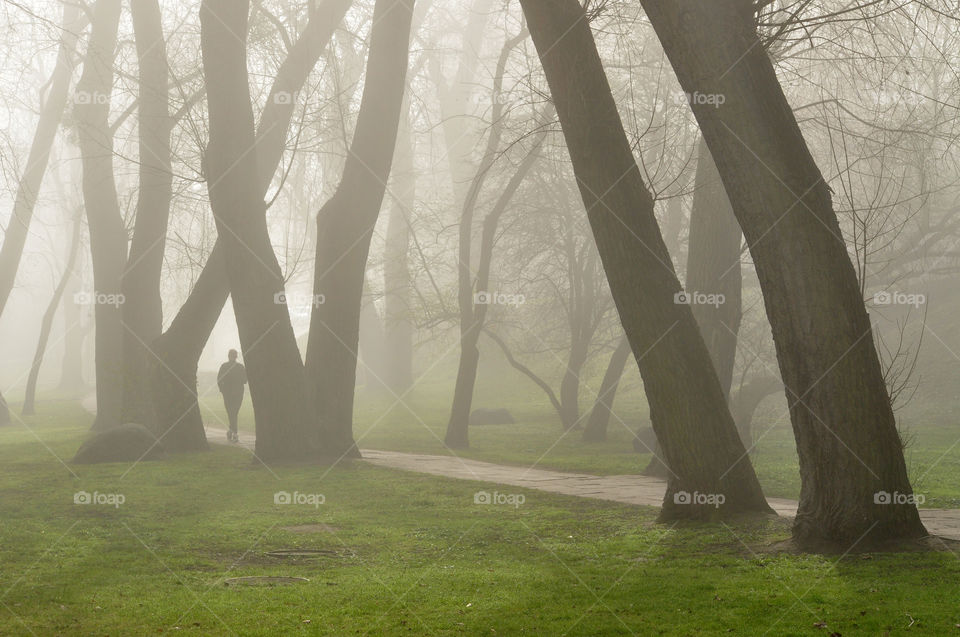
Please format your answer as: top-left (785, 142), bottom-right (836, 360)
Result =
top-left (202, 426), bottom-right (960, 540)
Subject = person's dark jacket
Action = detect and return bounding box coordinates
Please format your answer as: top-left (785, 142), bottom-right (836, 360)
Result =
top-left (217, 361), bottom-right (247, 398)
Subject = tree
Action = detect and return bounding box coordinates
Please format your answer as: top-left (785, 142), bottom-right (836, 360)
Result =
top-left (518, 0), bottom-right (771, 518)
top-left (22, 213), bottom-right (82, 415)
top-left (639, 0), bottom-right (926, 545)
top-left (121, 0), bottom-right (173, 428)
top-left (200, 0), bottom-right (312, 462)
top-left (305, 0), bottom-right (416, 458)
top-left (685, 138), bottom-right (742, 399)
top-left (74, 0), bottom-right (127, 431)
top-left (0, 0), bottom-right (84, 316)
top-left (152, 0), bottom-right (352, 452)
top-left (582, 335), bottom-right (631, 442)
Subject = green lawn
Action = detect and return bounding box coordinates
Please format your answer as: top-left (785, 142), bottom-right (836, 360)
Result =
top-left (2, 400), bottom-right (960, 635)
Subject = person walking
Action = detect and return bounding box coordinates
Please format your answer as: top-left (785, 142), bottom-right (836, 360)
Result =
top-left (217, 349), bottom-right (247, 442)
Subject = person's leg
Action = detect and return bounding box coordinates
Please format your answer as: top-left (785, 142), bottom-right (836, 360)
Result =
top-left (224, 395), bottom-right (239, 440)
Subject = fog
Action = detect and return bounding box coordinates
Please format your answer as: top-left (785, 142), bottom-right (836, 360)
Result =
top-left (1, 0), bottom-right (960, 633)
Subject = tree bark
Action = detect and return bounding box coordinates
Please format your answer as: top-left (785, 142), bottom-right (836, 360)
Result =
top-left (22, 215), bottom-right (82, 415)
top-left (200, 0), bottom-right (312, 463)
top-left (151, 0), bottom-right (351, 451)
top-left (641, 0), bottom-right (926, 545)
top-left (75, 0), bottom-right (127, 431)
top-left (685, 137), bottom-right (742, 399)
top-left (305, 0), bottom-right (415, 458)
top-left (0, 1), bottom-right (84, 316)
top-left (582, 335), bottom-right (631, 442)
top-left (121, 0), bottom-right (173, 429)
top-left (519, 0), bottom-right (771, 519)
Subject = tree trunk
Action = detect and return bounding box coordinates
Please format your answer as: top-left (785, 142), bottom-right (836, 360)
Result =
top-left (0, 1), bottom-right (84, 316)
top-left (75, 0), bottom-right (127, 431)
top-left (200, 0), bottom-right (312, 463)
top-left (23, 215), bottom-right (82, 415)
top-left (149, 247), bottom-right (228, 452)
top-left (582, 335), bottom-right (631, 442)
top-left (640, 0), bottom-right (926, 545)
top-left (381, 108), bottom-right (416, 393)
top-left (58, 274), bottom-right (87, 394)
top-left (0, 391), bottom-right (9, 425)
top-left (685, 137), bottom-right (742, 399)
top-left (519, 0), bottom-right (771, 519)
top-left (121, 0), bottom-right (173, 429)
top-left (305, 0), bottom-right (415, 458)
top-left (444, 32), bottom-right (529, 448)
top-left (151, 0), bottom-right (351, 451)
top-left (559, 333), bottom-right (589, 431)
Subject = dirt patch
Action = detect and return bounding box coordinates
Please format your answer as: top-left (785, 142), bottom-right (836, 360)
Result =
top-left (224, 576), bottom-right (309, 586)
top-left (266, 548), bottom-right (356, 559)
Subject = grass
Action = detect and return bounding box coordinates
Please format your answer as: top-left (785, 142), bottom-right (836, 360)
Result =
top-left (2, 400), bottom-right (960, 635)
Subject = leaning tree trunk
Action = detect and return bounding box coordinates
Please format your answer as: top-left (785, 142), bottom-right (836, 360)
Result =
top-left (641, 0), bottom-right (926, 546)
top-left (200, 0), bottom-right (312, 463)
top-left (22, 215), bottom-right (82, 415)
top-left (582, 335), bottom-right (631, 442)
top-left (75, 0), bottom-right (127, 431)
top-left (731, 374), bottom-right (782, 448)
top-left (305, 0), bottom-right (415, 459)
top-left (0, 391), bottom-right (8, 426)
top-left (685, 137), bottom-right (742, 399)
top-left (121, 0), bottom-right (173, 429)
top-left (151, 0), bottom-right (351, 451)
top-left (519, 0), bottom-right (771, 519)
top-left (0, 1), bottom-right (83, 317)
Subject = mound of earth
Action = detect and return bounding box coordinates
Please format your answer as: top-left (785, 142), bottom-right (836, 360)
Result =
top-left (469, 408), bottom-right (516, 426)
top-left (72, 423), bottom-right (166, 464)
